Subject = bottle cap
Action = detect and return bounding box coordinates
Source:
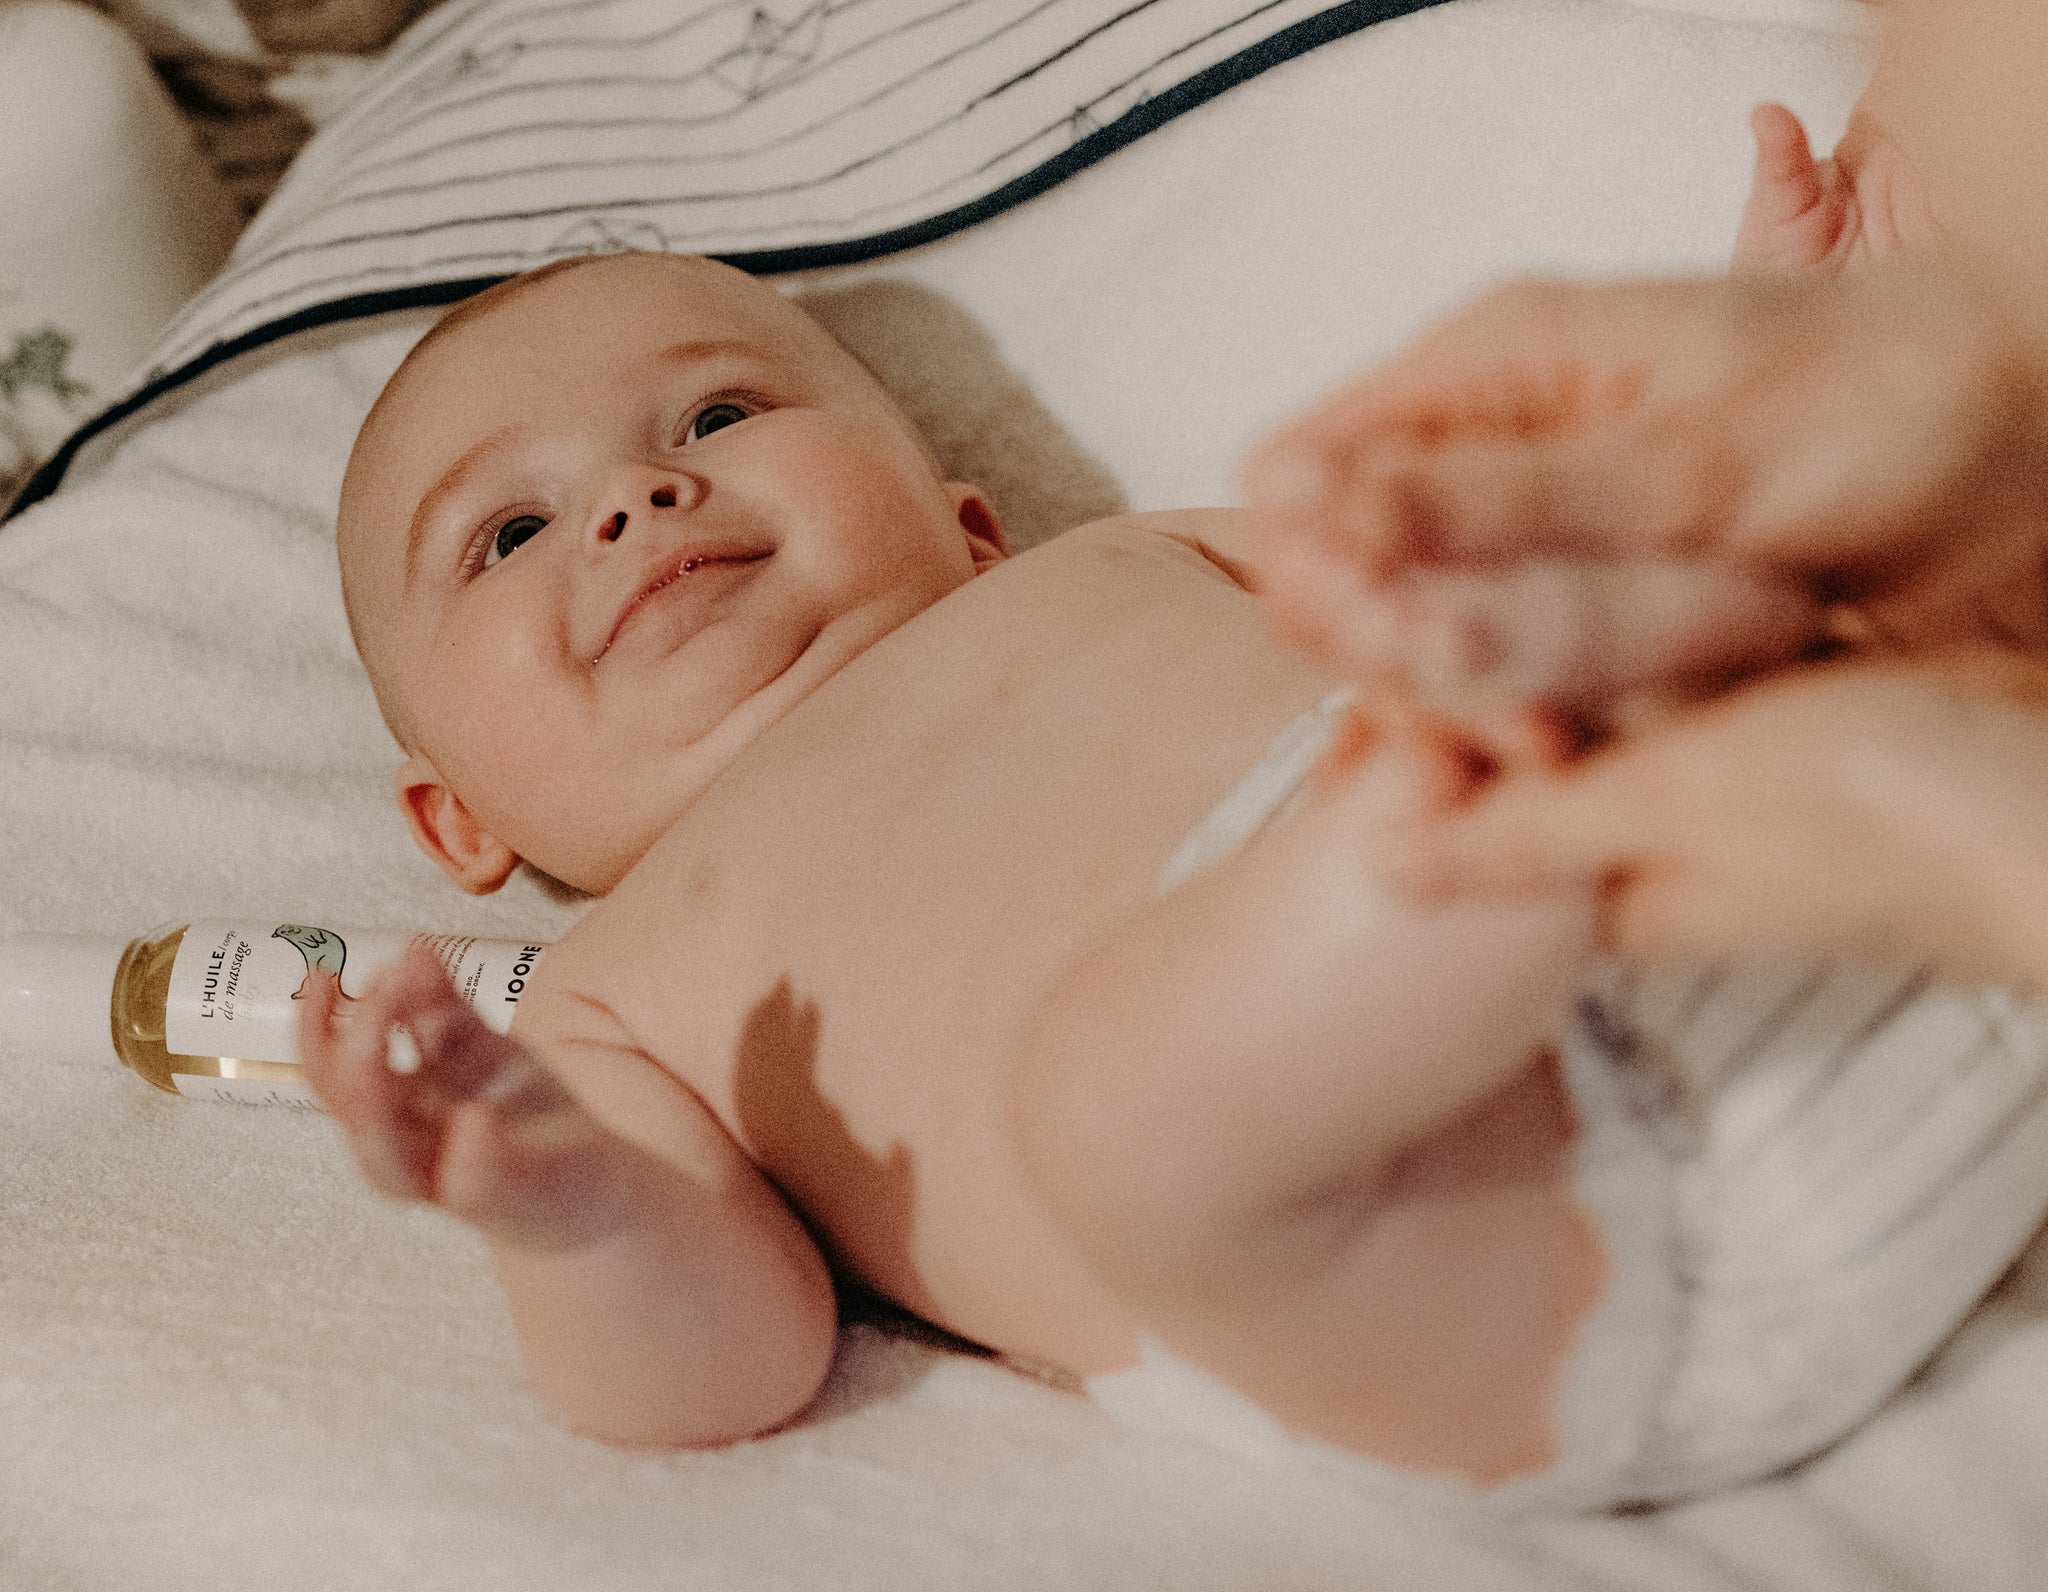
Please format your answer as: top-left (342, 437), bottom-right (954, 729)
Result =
top-left (0, 934), bottom-right (130, 1068)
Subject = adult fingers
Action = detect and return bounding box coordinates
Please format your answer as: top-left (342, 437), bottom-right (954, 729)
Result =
top-left (1372, 751), bottom-right (1667, 904)
top-left (1245, 279), bottom-right (1706, 571)
top-left (1372, 752), bottom-right (1773, 962)
top-left (1253, 264), bottom-right (2048, 608)
top-left (1744, 102), bottom-right (1823, 226)
top-left (1269, 549), bottom-right (1826, 713)
top-left (1397, 557), bottom-right (1827, 709)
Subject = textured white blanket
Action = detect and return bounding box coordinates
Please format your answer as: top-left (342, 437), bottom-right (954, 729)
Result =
top-left (15, 1), bottom-right (2048, 1587)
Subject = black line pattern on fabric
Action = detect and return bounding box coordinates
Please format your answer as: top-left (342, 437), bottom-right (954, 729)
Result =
top-left (1575, 992), bottom-right (1635, 1064)
top-left (1834, 1032), bottom-right (2048, 1267)
top-left (326, 0), bottom-right (923, 176)
top-left (167, 0), bottom-right (1137, 323)
top-left (165, 0), bottom-right (1324, 352)
top-left (1670, 968), bottom-right (1728, 1035)
top-left (173, 0), bottom-right (1284, 321)
top-left (289, 5), bottom-right (1067, 213)
top-left (351, 4), bottom-right (1079, 195)
top-left (1724, 967), bottom-right (1930, 1175)
top-left (8, 0), bottom-right (1440, 517)
top-left (146, 0), bottom-right (1343, 357)
top-left (1700, 962), bottom-right (1829, 1096)
top-left (164, 0), bottom-right (936, 324)
top-left (1790, 1001), bottom-right (2006, 1225)
top-left (971, 0), bottom-right (1169, 103)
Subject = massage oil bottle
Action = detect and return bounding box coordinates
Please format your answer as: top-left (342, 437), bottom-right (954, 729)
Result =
top-left (0, 922), bottom-right (548, 1107)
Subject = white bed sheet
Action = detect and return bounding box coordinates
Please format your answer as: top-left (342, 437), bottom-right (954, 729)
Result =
top-left (13, 1), bottom-right (2046, 1587)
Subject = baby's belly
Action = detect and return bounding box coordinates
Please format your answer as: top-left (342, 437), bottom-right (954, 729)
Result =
top-left (557, 519), bottom-right (1340, 1372)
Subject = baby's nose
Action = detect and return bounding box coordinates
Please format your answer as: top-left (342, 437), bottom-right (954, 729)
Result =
top-left (596, 475), bottom-right (702, 541)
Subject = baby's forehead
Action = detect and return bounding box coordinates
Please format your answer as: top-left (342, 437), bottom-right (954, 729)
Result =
top-left (348, 260), bottom-right (783, 474)
top-left (413, 255), bottom-right (833, 379)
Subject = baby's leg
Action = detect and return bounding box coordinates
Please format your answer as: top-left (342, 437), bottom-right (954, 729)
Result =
top-left (1010, 718), bottom-right (1604, 1482)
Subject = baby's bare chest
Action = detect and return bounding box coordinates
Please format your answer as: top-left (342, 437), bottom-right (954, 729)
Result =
top-left (539, 522), bottom-right (1333, 1340)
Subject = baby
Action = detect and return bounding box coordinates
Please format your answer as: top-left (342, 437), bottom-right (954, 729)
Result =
top-left (300, 118), bottom-right (2048, 1508)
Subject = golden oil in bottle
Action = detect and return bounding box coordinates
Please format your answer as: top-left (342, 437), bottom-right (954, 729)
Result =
top-left (0, 921), bottom-right (548, 1106)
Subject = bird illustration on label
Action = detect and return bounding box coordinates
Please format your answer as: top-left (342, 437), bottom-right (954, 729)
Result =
top-left (274, 924), bottom-right (354, 1001)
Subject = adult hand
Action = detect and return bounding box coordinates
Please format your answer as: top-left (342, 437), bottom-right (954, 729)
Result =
top-left (1244, 263), bottom-right (2048, 717)
top-left (1372, 647), bottom-right (2048, 979)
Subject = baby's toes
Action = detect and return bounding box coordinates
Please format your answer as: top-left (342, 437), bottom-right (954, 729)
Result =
top-left (1259, 530), bottom-right (1409, 679)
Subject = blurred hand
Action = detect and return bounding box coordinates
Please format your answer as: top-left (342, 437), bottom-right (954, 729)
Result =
top-left (1371, 647), bottom-right (2048, 978)
top-left (1244, 263), bottom-right (2048, 718)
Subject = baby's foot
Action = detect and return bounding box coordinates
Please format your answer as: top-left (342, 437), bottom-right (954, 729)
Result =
top-left (1733, 102), bottom-right (1936, 274)
top-left (1268, 543), bottom-right (1821, 767)
top-left (297, 944), bottom-right (646, 1251)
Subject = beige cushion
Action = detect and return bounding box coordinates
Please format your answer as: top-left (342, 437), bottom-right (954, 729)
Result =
top-left (0, 0), bottom-right (236, 495)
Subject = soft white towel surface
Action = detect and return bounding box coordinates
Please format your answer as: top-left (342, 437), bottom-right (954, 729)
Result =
top-left (14, 2), bottom-right (2048, 1587)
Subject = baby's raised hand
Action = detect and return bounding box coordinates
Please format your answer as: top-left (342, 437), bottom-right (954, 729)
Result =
top-left (1734, 102), bottom-right (1936, 275)
top-left (297, 945), bottom-right (645, 1252)
top-left (303, 948), bottom-right (838, 1448)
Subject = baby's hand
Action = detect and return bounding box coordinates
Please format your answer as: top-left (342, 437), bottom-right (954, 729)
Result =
top-left (297, 945), bottom-right (644, 1252)
top-left (1733, 102), bottom-right (1936, 275)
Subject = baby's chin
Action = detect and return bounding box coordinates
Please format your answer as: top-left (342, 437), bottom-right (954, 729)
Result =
top-left (497, 581), bottom-right (964, 893)
top-left (520, 861), bottom-right (597, 904)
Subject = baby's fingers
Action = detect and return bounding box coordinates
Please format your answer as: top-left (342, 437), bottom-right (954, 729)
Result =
top-left (297, 966), bottom-right (441, 1201)
top-left (373, 944), bottom-right (572, 1115)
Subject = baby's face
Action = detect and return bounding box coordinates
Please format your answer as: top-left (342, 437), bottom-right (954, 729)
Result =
top-left (339, 254), bottom-right (1002, 894)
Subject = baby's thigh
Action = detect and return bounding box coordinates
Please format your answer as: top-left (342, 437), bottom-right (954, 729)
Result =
top-left (1169, 1052), bottom-right (1602, 1485)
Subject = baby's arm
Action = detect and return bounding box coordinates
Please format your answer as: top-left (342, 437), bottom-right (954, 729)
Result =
top-left (298, 947), bottom-right (837, 1448)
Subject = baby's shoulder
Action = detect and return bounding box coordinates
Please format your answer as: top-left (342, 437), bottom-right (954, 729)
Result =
top-left (1035, 508), bottom-right (1255, 590)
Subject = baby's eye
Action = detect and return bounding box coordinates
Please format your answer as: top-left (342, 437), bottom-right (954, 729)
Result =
top-left (483, 513), bottom-right (549, 568)
top-left (689, 402), bottom-right (750, 441)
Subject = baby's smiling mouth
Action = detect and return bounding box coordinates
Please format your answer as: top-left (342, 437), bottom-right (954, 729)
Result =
top-left (594, 543), bottom-right (774, 663)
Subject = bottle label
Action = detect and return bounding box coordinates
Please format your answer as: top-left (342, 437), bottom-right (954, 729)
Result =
top-left (171, 1073), bottom-right (325, 1109)
top-left (165, 922), bottom-right (548, 1066)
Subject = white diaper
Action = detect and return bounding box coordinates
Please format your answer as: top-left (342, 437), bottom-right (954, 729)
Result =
top-left (1087, 692), bottom-right (2048, 1510)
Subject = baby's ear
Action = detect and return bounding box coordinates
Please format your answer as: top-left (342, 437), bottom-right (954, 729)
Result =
top-left (395, 753), bottom-right (521, 895)
top-left (948, 483), bottom-right (1007, 569)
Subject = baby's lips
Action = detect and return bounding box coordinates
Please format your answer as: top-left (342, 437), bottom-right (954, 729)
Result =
top-left (592, 539), bottom-right (774, 662)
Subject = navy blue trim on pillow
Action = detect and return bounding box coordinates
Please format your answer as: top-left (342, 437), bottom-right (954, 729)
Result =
top-left (6, 0), bottom-right (1451, 523)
